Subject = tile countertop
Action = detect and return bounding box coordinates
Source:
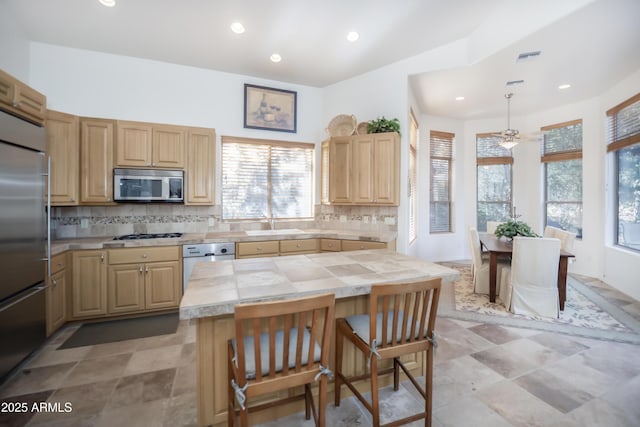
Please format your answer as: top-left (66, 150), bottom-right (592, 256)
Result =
top-left (49, 228), bottom-right (397, 256)
top-left (179, 249), bottom-right (459, 320)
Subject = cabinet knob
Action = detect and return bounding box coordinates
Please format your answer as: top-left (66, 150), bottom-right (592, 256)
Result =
top-left (296, 243), bottom-right (301, 248)
top-left (139, 266), bottom-right (143, 273)
top-left (257, 247), bottom-right (262, 251)
top-left (52, 279), bottom-right (57, 286)
top-left (100, 254), bottom-right (104, 263)
top-left (145, 266), bottom-right (149, 273)
top-left (143, 254), bottom-right (147, 258)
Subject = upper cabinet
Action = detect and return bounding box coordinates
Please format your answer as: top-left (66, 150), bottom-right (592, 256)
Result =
top-left (80, 118), bottom-right (115, 204)
top-left (185, 127), bottom-right (215, 205)
top-left (46, 110), bottom-right (79, 205)
top-left (324, 132), bottom-right (399, 206)
top-left (0, 69), bottom-right (46, 125)
top-left (116, 121), bottom-right (185, 169)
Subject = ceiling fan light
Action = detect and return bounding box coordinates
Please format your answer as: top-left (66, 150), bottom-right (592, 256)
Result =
top-left (499, 140), bottom-right (518, 150)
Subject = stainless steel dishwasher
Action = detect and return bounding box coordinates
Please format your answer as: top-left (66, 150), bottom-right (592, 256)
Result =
top-left (182, 243), bottom-right (235, 292)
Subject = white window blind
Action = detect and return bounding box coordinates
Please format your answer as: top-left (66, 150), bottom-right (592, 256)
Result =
top-left (607, 93), bottom-right (640, 250)
top-left (476, 133), bottom-right (512, 232)
top-left (430, 131), bottom-right (453, 233)
top-left (222, 137), bottom-right (313, 220)
top-left (541, 119), bottom-right (583, 237)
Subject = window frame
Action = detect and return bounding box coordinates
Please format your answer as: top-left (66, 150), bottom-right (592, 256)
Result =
top-left (540, 119), bottom-right (583, 238)
top-left (476, 132), bottom-right (513, 232)
top-left (429, 130), bottom-right (454, 234)
top-left (409, 110), bottom-right (418, 242)
top-left (606, 92), bottom-right (640, 251)
top-left (221, 135), bottom-right (314, 221)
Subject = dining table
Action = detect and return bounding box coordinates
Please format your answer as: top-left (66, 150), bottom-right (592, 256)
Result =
top-left (478, 233), bottom-right (575, 310)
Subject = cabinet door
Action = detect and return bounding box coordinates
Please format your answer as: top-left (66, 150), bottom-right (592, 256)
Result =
top-left (341, 240), bottom-right (387, 251)
top-left (320, 140), bottom-right (330, 204)
top-left (185, 127), bottom-right (215, 205)
top-left (0, 70), bottom-right (14, 106)
top-left (72, 251), bottom-right (107, 318)
top-left (80, 119), bottom-right (114, 203)
top-left (13, 82), bottom-right (46, 124)
top-left (329, 137), bottom-right (352, 203)
top-left (46, 110), bottom-right (79, 205)
top-left (107, 264), bottom-right (146, 314)
top-left (153, 125), bottom-right (185, 168)
top-left (373, 133), bottom-right (399, 205)
top-left (145, 261), bottom-right (181, 310)
top-left (46, 268), bottom-right (67, 336)
top-left (352, 136), bottom-right (374, 203)
top-left (116, 121), bottom-right (152, 167)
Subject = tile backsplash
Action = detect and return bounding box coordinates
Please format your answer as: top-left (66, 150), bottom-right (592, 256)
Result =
top-left (51, 204), bottom-right (397, 239)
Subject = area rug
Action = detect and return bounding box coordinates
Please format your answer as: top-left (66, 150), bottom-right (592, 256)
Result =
top-left (437, 262), bottom-right (640, 344)
top-left (58, 313), bottom-right (180, 349)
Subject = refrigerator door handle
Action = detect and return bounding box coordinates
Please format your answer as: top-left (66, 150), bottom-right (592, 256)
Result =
top-left (42, 155), bottom-right (51, 279)
top-left (0, 285), bottom-right (47, 313)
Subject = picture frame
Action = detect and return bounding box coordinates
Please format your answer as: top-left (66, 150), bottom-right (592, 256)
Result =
top-left (244, 84), bottom-right (297, 133)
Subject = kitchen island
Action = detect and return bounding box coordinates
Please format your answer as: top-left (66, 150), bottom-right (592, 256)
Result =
top-left (179, 249), bottom-right (459, 427)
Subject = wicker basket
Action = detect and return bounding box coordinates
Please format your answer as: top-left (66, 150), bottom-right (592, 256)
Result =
top-left (356, 121), bottom-right (369, 135)
top-left (326, 114), bottom-right (357, 137)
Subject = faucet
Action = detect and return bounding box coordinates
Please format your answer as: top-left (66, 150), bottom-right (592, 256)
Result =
top-left (269, 217), bottom-right (275, 230)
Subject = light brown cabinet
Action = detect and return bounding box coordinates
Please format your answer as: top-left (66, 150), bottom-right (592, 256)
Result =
top-left (320, 238), bottom-right (341, 252)
top-left (324, 132), bottom-right (399, 206)
top-left (185, 127), bottom-right (215, 205)
top-left (46, 110), bottom-right (79, 205)
top-left (46, 253), bottom-right (67, 336)
top-left (341, 240), bottom-right (387, 251)
top-left (80, 118), bottom-right (114, 204)
top-left (280, 239), bottom-right (319, 255)
top-left (0, 69), bottom-right (46, 125)
top-left (236, 241), bottom-right (280, 259)
top-left (107, 246), bottom-right (181, 313)
top-left (115, 121), bottom-right (185, 168)
top-left (72, 250), bottom-right (108, 318)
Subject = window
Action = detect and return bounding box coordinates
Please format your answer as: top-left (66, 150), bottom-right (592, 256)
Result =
top-left (476, 133), bottom-right (512, 232)
top-left (221, 136), bottom-right (314, 220)
top-left (409, 110), bottom-right (418, 242)
top-left (541, 119), bottom-right (583, 237)
top-left (430, 130), bottom-right (453, 233)
top-left (607, 93), bottom-right (640, 251)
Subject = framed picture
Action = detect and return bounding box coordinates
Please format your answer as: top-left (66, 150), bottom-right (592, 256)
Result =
top-left (244, 84), bottom-right (297, 133)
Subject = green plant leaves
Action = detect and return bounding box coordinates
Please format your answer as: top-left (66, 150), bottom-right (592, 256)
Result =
top-left (494, 219), bottom-right (540, 239)
top-left (367, 116), bottom-right (400, 135)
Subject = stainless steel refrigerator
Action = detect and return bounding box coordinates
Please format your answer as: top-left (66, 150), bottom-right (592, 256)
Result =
top-left (0, 110), bottom-right (47, 381)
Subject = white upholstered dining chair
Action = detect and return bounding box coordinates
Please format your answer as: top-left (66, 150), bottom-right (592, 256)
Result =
top-left (468, 227), bottom-right (506, 295)
top-left (499, 236), bottom-right (561, 318)
top-left (486, 221), bottom-right (503, 235)
top-left (543, 225), bottom-right (576, 252)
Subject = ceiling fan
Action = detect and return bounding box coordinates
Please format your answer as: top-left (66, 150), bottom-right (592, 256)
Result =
top-left (495, 93), bottom-right (543, 150)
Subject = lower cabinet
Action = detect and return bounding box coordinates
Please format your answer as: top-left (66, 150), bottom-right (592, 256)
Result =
top-left (340, 240), bottom-right (388, 251)
top-left (46, 253), bottom-right (67, 336)
top-left (71, 247), bottom-right (181, 319)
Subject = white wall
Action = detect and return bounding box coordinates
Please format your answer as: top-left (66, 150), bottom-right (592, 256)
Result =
top-left (28, 43), bottom-right (325, 206)
top-left (0, 2), bottom-right (30, 82)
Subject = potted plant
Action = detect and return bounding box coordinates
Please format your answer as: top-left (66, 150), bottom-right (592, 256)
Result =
top-left (494, 219), bottom-right (539, 240)
top-left (367, 116), bottom-right (400, 135)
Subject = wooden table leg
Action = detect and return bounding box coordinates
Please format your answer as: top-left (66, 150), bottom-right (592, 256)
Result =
top-left (489, 253), bottom-right (498, 303)
top-left (558, 256), bottom-right (569, 311)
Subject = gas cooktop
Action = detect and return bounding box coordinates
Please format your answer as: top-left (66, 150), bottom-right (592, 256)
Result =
top-left (113, 233), bottom-right (183, 240)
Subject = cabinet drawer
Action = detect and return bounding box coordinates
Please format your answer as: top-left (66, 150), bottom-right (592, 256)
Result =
top-left (50, 252), bottom-right (67, 274)
top-left (236, 241), bottom-right (279, 257)
top-left (320, 239), bottom-right (341, 252)
top-left (108, 246), bottom-right (180, 264)
top-left (280, 239), bottom-right (319, 254)
top-left (341, 240), bottom-right (387, 251)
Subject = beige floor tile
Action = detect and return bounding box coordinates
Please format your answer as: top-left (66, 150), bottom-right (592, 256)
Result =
top-left (468, 324), bottom-right (524, 344)
top-left (105, 368), bottom-right (175, 410)
top-left (0, 362), bottom-right (77, 398)
top-left (162, 392), bottom-right (197, 427)
top-left (543, 355), bottom-right (618, 397)
top-left (26, 346), bottom-right (92, 369)
top-left (599, 374), bottom-right (640, 423)
top-left (514, 370), bottom-right (594, 413)
top-left (434, 394), bottom-right (512, 427)
top-left (83, 339), bottom-right (139, 359)
top-left (95, 397), bottom-right (169, 427)
top-left (135, 332), bottom-right (186, 351)
top-left (123, 344), bottom-right (182, 376)
top-left (171, 364), bottom-right (196, 397)
top-left (567, 397), bottom-right (638, 427)
top-left (62, 354), bottom-right (132, 388)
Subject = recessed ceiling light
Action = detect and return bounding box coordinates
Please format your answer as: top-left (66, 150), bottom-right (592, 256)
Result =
top-left (270, 53), bottom-right (282, 63)
top-left (230, 22), bottom-right (245, 34)
top-left (99, 0), bottom-right (115, 7)
top-left (347, 31), bottom-right (359, 42)
top-left (558, 84), bottom-right (571, 90)
top-left (455, 96), bottom-right (465, 101)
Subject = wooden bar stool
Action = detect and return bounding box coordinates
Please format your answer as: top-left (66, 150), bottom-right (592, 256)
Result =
top-left (227, 293), bottom-right (335, 426)
top-left (334, 278), bottom-right (441, 427)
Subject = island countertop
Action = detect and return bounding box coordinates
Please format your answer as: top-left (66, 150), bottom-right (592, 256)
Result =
top-left (179, 249), bottom-right (459, 320)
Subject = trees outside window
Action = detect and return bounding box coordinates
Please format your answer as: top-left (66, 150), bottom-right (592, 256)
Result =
top-left (476, 134), bottom-right (512, 232)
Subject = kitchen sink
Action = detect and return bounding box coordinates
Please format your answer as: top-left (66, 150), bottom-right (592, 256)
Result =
top-left (245, 229), bottom-right (306, 236)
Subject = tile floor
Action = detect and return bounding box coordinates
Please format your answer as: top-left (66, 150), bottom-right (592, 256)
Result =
top-left (1, 297), bottom-right (640, 426)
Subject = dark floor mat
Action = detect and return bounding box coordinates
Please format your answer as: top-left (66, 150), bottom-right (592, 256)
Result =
top-left (58, 313), bottom-right (179, 349)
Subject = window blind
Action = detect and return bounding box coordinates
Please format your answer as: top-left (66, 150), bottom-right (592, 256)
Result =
top-left (607, 92), bottom-right (640, 153)
top-left (430, 131), bottom-right (453, 233)
top-left (222, 136), bottom-right (313, 220)
top-left (476, 133), bottom-right (512, 231)
top-left (541, 119), bottom-right (583, 162)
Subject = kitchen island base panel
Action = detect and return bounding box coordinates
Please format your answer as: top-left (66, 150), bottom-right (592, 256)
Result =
top-left (195, 296), bottom-right (424, 427)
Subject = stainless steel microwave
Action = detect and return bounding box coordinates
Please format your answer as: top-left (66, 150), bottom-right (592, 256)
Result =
top-left (113, 168), bottom-right (183, 202)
